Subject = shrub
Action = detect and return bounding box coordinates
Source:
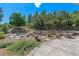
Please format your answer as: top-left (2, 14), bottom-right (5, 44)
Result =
top-left (6, 39), bottom-right (39, 55)
top-left (0, 42), bottom-right (12, 49)
top-left (0, 31), bottom-right (5, 39)
top-left (0, 23), bottom-right (9, 34)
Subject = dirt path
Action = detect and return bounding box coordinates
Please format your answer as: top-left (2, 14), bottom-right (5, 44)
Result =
top-left (28, 36), bottom-right (79, 56)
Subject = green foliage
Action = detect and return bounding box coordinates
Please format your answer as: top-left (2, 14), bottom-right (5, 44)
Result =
top-left (0, 23), bottom-right (9, 34)
top-left (26, 14), bottom-right (33, 28)
top-left (28, 10), bottom-right (73, 30)
top-left (71, 11), bottom-right (79, 30)
top-left (1, 10), bottom-right (79, 31)
top-left (27, 14), bottom-right (32, 23)
top-left (0, 31), bottom-right (5, 39)
top-left (0, 8), bottom-right (4, 23)
top-left (31, 11), bottom-right (46, 30)
top-left (9, 12), bottom-right (26, 27)
top-left (6, 40), bottom-right (39, 55)
top-left (27, 10), bottom-right (79, 30)
top-left (9, 12), bottom-right (26, 33)
top-left (0, 42), bottom-right (12, 49)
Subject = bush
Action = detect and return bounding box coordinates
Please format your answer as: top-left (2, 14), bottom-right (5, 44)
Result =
top-left (6, 39), bottom-right (39, 55)
top-left (0, 31), bottom-right (5, 39)
top-left (0, 42), bottom-right (12, 49)
top-left (0, 23), bottom-right (9, 34)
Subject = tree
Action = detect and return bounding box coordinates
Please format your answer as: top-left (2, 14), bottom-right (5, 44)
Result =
top-left (32, 11), bottom-right (41, 30)
top-left (27, 14), bottom-right (32, 22)
top-left (40, 10), bottom-right (47, 30)
top-left (0, 8), bottom-right (3, 23)
top-left (32, 11), bottom-right (46, 30)
top-left (46, 12), bottom-right (53, 30)
top-left (62, 18), bottom-right (73, 30)
top-left (52, 11), bottom-right (70, 30)
top-left (71, 11), bottom-right (79, 30)
top-left (9, 12), bottom-right (26, 32)
top-left (27, 10), bottom-right (79, 31)
top-left (26, 14), bottom-right (33, 28)
top-left (0, 23), bottom-right (9, 34)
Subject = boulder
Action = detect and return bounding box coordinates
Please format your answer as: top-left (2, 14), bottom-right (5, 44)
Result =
top-left (63, 33), bottom-right (74, 39)
top-left (34, 35), bottom-right (46, 42)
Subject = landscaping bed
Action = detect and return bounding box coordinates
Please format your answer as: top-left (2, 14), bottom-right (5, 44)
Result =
top-left (0, 39), bottom-right (39, 56)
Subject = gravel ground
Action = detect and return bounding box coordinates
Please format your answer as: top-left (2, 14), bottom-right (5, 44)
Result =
top-left (28, 36), bottom-right (79, 56)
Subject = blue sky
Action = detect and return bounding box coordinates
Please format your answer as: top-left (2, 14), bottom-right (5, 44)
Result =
top-left (0, 3), bottom-right (79, 23)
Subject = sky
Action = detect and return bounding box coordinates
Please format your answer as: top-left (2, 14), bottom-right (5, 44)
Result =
top-left (0, 3), bottom-right (79, 23)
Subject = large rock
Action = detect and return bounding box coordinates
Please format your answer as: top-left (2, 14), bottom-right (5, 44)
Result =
top-left (34, 35), bottom-right (45, 42)
top-left (28, 36), bottom-right (79, 56)
top-left (63, 33), bottom-right (74, 39)
top-left (34, 30), bottom-right (46, 36)
top-left (9, 27), bottom-right (26, 34)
